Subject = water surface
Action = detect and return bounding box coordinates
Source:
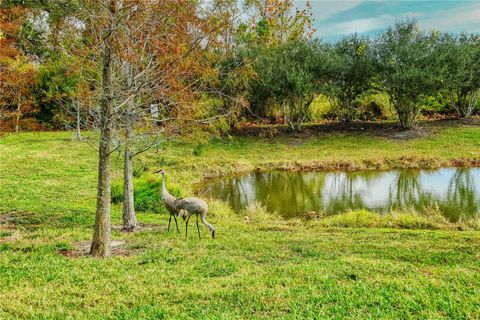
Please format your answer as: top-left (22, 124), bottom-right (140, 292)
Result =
top-left (196, 168), bottom-right (480, 221)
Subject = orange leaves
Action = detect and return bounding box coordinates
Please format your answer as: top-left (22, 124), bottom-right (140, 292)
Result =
top-left (0, 6), bottom-right (38, 132)
top-left (0, 56), bottom-right (37, 132)
top-left (0, 6), bottom-right (26, 58)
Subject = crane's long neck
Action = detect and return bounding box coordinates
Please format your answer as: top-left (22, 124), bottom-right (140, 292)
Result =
top-left (201, 213), bottom-right (215, 236)
top-left (161, 173), bottom-right (169, 198)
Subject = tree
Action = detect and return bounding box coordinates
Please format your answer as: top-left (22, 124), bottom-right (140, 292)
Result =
top-left (326, 34), bottom-right (375, 122)
top-left (34, 54), bottom-right (83, 131)
top-left (440, 33), bottom-right (480, 118)
top-left (78, 0), bottom-right (237, 247)
top-left (111, 1), bottom-right (230, 231)
top-left (373, 21), bottom-right (443, 129)
top-left (0, 5), bottom-right (37, 132)
top-left (87, 0), bottom-right (117, 257)
top-left (1, 0), bottom-right (86, 133)
top-left (233, 0), bottom-right (315, 120)
top-left (241, 0), bottom-right (314, 48)
top-left (1, 58), bottom-right (37, 132)
top-left (252, 39), bottom-right (330, 130)
top-left (13, 0), bottom-right (81, 59)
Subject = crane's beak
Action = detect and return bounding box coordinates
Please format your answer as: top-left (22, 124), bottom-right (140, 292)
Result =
top-left (153, 169), bottom-right (163, 174)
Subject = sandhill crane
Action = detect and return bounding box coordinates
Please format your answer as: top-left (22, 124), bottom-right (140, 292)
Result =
top-left (156, 169), bottom-right (180, 233)
top-left (174, 197), bottom-right (215, 240)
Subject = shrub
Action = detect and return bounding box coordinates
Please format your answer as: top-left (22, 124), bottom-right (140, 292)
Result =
top-left (357, 100), bottom-right (388, 121)
top-left (192, 143), bottom-right (205, 156)
top-left (111, 178), bottom-right (183, 213)
top-left (421, 94), bottom-right (451, 116)
top-left (308, 94), bottom-right (335, 122)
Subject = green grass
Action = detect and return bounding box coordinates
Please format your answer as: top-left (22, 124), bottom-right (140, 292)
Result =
top-left (1, 122), bottom-right (480, 319)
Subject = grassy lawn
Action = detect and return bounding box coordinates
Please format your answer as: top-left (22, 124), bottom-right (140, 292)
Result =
top-left (1, 121), bottom-right (480, 319)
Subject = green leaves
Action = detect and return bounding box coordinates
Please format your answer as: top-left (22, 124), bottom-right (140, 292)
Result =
top-left (250, 39), bottom-right (329, 129)
top-left (438, 33), bottom-right (480, 117)
top-left (373, 21), bottom-right (444, 128)
top-left (326, 34), bottom-right (375, 122)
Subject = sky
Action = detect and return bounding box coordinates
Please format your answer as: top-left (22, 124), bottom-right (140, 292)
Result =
top-left (294, 0), bottom-right (480, 42)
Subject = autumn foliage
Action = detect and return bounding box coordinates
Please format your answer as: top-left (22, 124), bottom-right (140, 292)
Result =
top-left (0, 6), bottom-right (38, 132)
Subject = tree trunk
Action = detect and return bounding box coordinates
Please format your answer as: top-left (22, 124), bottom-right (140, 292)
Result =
top-left (457, 90), bottom-right (478, 118)
top-left (344, 100), bottom-right (356, 123)
top-left (91, 0), bottom-right (117, 257)
top-left (122, 101), bottom-right (137, 231)
top-left (75, 100), bottom-right (82, 140)
top-left (451, 90), bottom-right (476, 119)
top-left (282, 101), bottom-right (288, 125)
top-left (15, 103), bottom-right (21, 133)
top-left (397, 106), bottom-right (418, 129)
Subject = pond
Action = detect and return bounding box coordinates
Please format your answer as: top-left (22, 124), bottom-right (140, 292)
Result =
top-left (195, 168), bottom-right (480, 222)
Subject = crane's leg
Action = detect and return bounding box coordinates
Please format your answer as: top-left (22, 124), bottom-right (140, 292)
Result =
top-left (196, 214), bottom-right (201, 240)
top-left (173, 213), bottom-right (180, 233)
top-left (167, 213), bottom-right (172, 232)
top-left (185, 214), bottom-right (192, 240)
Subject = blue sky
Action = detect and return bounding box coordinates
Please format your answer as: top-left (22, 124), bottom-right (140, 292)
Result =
top-left (295, 1), bottom-right (480, 42)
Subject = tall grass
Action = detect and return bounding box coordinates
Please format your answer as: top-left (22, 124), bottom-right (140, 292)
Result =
top-left (316, 208), bottom-right (480, 231)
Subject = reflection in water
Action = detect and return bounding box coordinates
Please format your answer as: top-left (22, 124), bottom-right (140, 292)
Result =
top-left (196, 168), bottom-right (480, 221)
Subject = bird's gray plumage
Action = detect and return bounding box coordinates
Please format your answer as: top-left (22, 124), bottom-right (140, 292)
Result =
top-left (158, 170), bottom-right (215, 239)
top-left (173, 197), bottom-right (208, 214)
top-left (174, 197), bottom-right (215, 239)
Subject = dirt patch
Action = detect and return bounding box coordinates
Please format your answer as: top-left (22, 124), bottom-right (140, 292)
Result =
top-left (58, 240), bottom-right (136, 258)
top-left (0, 211), bottom-right (42, 228)
top-left (387, 126), bottom-right (430, 140)
top-left (258, 226), bottom-right (295, 232)
top-left (0, 230), bottom-right (21, 243)
top-left (111, 223), bottom-right (165, 233)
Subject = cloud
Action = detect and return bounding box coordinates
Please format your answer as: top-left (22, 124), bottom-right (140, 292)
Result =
top-left (316, 10), bottom-right (423, 38)
top-left (302, 0), bottom-right (364, 20)
top-left (418, 2), bottom-right (480, 33)
top-left (305, 1), bottom-right (480, 41)
top-left (317, 15), bottom-right (393, 37)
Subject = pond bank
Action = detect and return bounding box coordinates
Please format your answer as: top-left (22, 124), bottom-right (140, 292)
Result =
top-left (199, 156), bottom-right (480, 181)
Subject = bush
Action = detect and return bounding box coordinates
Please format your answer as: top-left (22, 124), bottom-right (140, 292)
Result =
top-left (133, 161), bottom-right (149, 178)
top-left (111, 177), bottom-right (183, 213)
top-left (318, 93), bottom-right (391, 122)
top-left (421, 94), bottom-right (451, 116)
top-left (308, 95), bottom-right (335, 122)
top-left (193, 143), bottom-right (205, 156)
top-left (357, 100), bottom-right (388, 121)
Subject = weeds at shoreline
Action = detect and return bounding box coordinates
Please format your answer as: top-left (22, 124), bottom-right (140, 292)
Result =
top-left (315, 209), bottom-right (480, 231)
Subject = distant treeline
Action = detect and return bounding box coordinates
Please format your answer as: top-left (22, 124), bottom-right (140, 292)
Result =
top-left (0, 1), bottom-right (479, 133)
